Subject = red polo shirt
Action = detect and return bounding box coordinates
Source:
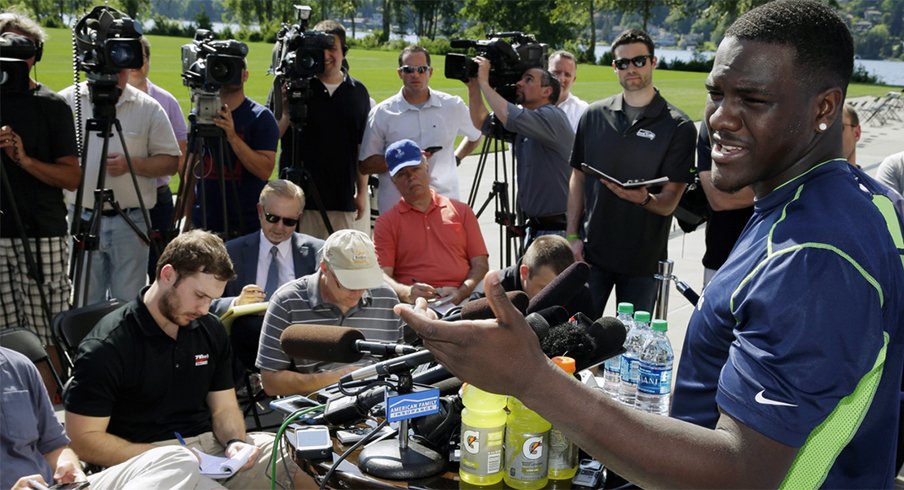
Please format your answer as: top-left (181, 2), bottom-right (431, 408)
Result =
top-left (374, 190), bottom-right (488, 288)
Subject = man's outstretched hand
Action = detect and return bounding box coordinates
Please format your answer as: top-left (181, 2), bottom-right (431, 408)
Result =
top-left (394, 270), bottom-right (550, 398)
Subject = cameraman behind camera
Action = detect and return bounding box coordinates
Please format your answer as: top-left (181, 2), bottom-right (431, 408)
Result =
top-left (276, 20), bottom-right (371, 240)
top-left (61, 45), bottom-right (181, 305)
top-left (186, 39), bottom-right (279, 238)
top-left (0, 13), bottom-right (80, 347)
top-left (467, 56), bottom-right (573, 251)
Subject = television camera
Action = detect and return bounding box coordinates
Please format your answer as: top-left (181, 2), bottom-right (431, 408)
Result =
top-left (181, 30), bottom-right (248, 126)
top-left (445, 31), bottom-right (548, 102)
top-left (269, 5), bottom-right (335, 125)
top-left (73, 6), bottom-right (144, 113)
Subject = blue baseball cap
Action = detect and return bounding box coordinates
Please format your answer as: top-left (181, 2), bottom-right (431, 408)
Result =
top-left (385, 139), bottom-right (423, 177)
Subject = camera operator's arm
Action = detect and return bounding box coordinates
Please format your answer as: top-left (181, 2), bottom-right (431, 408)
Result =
top-left (0, 126), bottom-right (81, 191)
top-left (474, 57), bottom-right (510, 125)
top-left (105, 153), bottom-right (178, 178)
top-left (355, 167), bottom-right (368, 220)
top-left (467, 74), bottom-right (490, 131)
top-left (216, 104), bottom-right (276, 181)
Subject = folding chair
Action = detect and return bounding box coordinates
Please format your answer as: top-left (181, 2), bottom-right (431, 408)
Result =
top-left (220, 302), bottom-right (277, 431)
top-left (52, 299), bottom-right (124, 375)
top-left (0, 327), bottom-right (65, 398)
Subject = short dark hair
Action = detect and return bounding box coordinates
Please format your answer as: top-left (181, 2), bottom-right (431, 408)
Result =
top-left (313, 20), bottom-right (347, 54)
top-left (725, 0), bottom-right (853, 95)
top-left (522, 235), bottom-right (574, 277)
top-left (611, 29), bottom-right (654, 57)
top-left (140, 36), bottom-right (150, 59)
top-left (156, 230), bottom-right (235, 282)
top-left (399, 45), bottom-right (430, 66)
top-left (534, 68), bottom-right (561, 105)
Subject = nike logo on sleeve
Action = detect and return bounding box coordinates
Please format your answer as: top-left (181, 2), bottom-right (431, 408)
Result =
top-left (755, 389), bottom-right (798, 407)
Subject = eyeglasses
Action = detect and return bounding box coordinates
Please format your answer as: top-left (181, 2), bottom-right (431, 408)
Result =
top-left (613, 55), bottom-right (653, 71)
top-left (263, 211), bottom-right (299, 227)
top-left (399, 65), bottom-right (430, 74)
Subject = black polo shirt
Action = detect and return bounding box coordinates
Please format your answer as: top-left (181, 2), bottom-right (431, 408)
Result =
top-left (278, 74), bottom-right (370, 212)
top-left (571, 90), bottom-right (696, 275)
top-left (696, 122), bottom-right (754, 270)
top-left (0, 85), bottom-right (77, 238)
top-left (64, 288), bottom-right (234, 443)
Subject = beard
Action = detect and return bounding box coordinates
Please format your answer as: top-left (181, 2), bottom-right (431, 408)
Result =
top-left (159, 286), bottom-right (190, 327)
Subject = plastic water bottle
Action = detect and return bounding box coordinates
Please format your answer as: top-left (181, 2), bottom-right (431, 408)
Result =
top-left (618, 310), bottom-right (651, 407)
top-left (635, 319), bottom-right (674, 416)
top-left (504, 396), bottom-right (551, 489)
top-left (602, 302), bottom-right (634, 398)
top-left (459, 384), bottom-right (507, 485)
top-left (547, 356), bottom-right (578, 481)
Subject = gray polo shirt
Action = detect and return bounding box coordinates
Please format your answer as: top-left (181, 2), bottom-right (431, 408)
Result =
top-left (485, 103), bottom-right (574, 218)
top-left (256, 271), bottom-right (403, 373)
top-left (572, 90), bottom-right (696, 275)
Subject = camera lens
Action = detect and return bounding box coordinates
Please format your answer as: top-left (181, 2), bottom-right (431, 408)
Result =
top-left (109, 43), bottom-right (137, 66)
top-left (208, 59), bottom-right (237, 84)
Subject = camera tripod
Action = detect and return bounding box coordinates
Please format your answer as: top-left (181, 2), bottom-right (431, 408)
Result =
top-left (466, 115), bottom-right (523, 268)
top-left (172, 115), bottom-right (248, 240)
top-left (278, 78), bottom-right (335, 236)
top-left (69, 97), bottom-right (154, 307)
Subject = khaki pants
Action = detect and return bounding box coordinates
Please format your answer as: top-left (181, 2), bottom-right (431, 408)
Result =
top-left (87, 446), bottom-right (223, 489)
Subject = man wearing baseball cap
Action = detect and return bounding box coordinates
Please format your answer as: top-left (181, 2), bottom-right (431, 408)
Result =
top-left (256, 229), bottom-right (403, 395)
top-left (374, 139), bottom-right (489, 308)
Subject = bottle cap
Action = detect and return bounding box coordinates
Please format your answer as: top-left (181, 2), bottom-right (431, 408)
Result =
top-left (552, 356), bottom-right (576, 374)
top-left (651, 319), bottom-right (668, 332)
top-left (634, 311), bottom-right (651, 323)
top-left (617, 302), bottom-right (634, 315)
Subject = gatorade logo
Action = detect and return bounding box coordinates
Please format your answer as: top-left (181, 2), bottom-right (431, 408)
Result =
top-left (463, 430), bottom-right (480, 454)
top-left (522, 436), bottom-right (543, 460)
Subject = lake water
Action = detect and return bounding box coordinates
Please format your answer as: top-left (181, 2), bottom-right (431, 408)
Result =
top-left (595, 46), bottom-right (904, 87)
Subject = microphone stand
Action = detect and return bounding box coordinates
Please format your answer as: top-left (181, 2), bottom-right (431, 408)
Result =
top-left (357, 372), bottom-right (446, 480)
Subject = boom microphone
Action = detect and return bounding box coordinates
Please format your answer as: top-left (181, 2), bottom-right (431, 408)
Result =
top-left (279, 325), bottom-right (418, 363)
top-left (540, 314), bottom-right (627, 372)
top-left (444, 290), bottom-right (529, 321)
top-left (527, 261), bottom-right (590, 314)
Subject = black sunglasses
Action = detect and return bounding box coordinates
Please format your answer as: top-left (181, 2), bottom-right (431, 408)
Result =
top-left (399, 65), bottom-right (430, 74)
top-left (263, 211), bottom-right (299, 227)
top-left (613, 55), bottom-right (653, 71)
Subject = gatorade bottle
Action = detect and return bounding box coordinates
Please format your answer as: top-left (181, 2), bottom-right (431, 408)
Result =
top-left (503, 396), bottom-right (551, 489)
top-left (459, 383), bottom-right (507, 485)
top-left (547, 356), bottom-right (579, 481)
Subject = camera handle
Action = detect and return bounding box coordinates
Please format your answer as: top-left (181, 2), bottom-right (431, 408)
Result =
top-left (70, 116), bottom-right (154, 308)
top-left (172, 117), bottom-right (247, 240)
top-left (466, 114), bottom-right (522, 267)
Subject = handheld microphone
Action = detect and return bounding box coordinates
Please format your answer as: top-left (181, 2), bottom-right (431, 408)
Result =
top-left (279, 325), bottom-right (418, 363)
top-left (527, 261), bottom-right (590, 314)
top-left (339, 349), bottom-right (435, 383)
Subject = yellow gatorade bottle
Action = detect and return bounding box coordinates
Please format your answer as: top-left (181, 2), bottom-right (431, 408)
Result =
top-left (503, 395), bottom-right (551, 489)
top-left (459, 383), bottom-right (507, 485)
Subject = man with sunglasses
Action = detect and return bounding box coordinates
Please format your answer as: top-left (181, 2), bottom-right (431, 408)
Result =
top-left (359, 46), bottom-right (482, 215)
top-left (566, 28), bottom-right (696, 315)
top-left (256, 229), bottom-right (403, 395)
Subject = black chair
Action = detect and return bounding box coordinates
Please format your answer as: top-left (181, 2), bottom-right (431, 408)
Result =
top-left (52, 299), bottom-right (124, 374)
top-left (0, 327), bottom-right (65, 397)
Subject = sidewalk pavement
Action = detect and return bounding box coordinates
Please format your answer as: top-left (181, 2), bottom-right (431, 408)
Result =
top-left (455, 100), bottom-right (904, 369)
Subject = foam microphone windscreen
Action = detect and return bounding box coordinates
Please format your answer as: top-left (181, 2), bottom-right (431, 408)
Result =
top-left (527, 261), bottom-right (591, 314)
top-left (588, 316), bottom-right (628, 361)
top-left (279, 324), bottom-right (365, 363)
top-left (459, 290), bottom-right (529, 320)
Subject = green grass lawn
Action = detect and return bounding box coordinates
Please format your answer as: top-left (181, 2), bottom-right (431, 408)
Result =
top-left (37, 27), bottom-right (901, 122)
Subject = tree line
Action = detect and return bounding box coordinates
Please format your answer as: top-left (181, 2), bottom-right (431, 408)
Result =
top-left (2, 0), bottom-right (901, 61)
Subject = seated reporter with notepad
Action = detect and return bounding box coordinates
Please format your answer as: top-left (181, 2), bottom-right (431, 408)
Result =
top-left (63, 231), bottom-right (294, 489)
